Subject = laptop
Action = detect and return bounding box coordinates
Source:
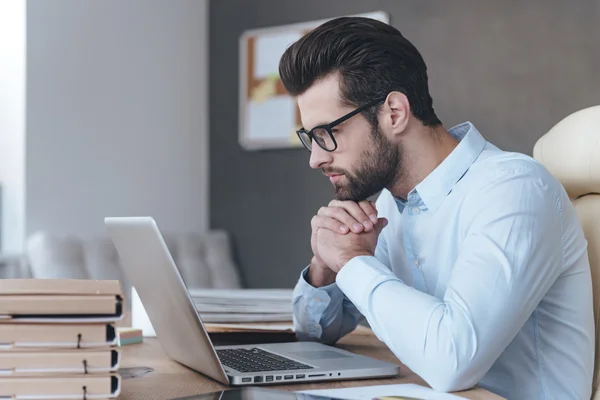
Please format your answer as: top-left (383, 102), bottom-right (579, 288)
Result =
top-left (104, 216), bottom-right (400, 386)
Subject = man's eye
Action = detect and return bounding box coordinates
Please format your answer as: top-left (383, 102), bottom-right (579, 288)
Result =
top-left (331, 128), bottom-right (340, 134)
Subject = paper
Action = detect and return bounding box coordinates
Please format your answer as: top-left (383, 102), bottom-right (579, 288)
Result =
top-left (246, 96), bottom-right (296, 141)
top-left (190, 288), bottom-right (293, 323)
top-left (299, 383), bottom-right (465, 400)
top-left (254, 33), bottom-right (301, 78)
top-left (251, 75), bottom-right (277, 103)
top-left (203, 323), bottom-right (294, 332)
top-left (189, 288), bottom-right (293, 300)
top-left (131, 287), bottom-right (156, 337)
top-left (198, 313), bottom-right (292, 323)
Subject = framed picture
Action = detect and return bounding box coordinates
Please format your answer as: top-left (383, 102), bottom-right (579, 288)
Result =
top-left (238, 11), bottom-right (390, 151)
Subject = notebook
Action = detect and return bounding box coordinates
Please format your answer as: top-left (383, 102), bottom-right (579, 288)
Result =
top-left (0, 279), bottom-right (124, 323)
top-left (0, 373), bottom-right (120, 399)
top-left (0, 323), bottom-right (117, 349)
top-left (0, 348), bottom-right (120, 374)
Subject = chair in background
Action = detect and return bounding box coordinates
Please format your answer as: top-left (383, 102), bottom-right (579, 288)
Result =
top-left (533, 105), bottom-right (600, 399)
top-left (20, 229), bottom-right (243, 324)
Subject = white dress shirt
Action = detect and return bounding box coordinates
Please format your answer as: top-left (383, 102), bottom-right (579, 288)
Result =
top-left (292, 122), bottom-right (594, 399)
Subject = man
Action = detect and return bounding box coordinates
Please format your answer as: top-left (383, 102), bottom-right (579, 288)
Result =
top-left (278, 16), bottom-right (594, 400)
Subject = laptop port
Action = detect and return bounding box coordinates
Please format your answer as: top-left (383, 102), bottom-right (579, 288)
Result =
top-left (265, 376), bottom-right (273, 382)
top-left (308, 374), bottom-right (326, 377)
top-left (242, 377), bottom-right (252, 383)
top-left (296, 374), bottom-right (305, 379)
top-left (254, 376), bottom-right (263, 383)
top-left (284, 375), bottom-right (293, 380)
top-left (275, 376), bottom-right (282, 380)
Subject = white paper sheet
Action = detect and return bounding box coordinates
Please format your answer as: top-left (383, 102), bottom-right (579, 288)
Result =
top-left (254, 32), bottom-right (302, 78)
top-left (299, 383), bottom-right (465, 400)
top-left (189, 288), bottom-right (294, 323)
top-left (198, 313), bottom-right (291, 323)
top-left (203, 323), bottom-right (294, 332)
top-left (247, 96), bottom-right (295, 141)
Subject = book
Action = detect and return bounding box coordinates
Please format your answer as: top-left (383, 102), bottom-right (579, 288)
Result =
top-left (0, 348), bottom-right (120, 374)
top-left (0, 373), bottom-right (120, 399)
top-left (0, 323), bottom-right (117, 349)
top-left (0, 279), bottom-right (124, 322)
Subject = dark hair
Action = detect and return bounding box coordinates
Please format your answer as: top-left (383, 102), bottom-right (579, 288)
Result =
top-left (279, 16), bottom-right (441, 127)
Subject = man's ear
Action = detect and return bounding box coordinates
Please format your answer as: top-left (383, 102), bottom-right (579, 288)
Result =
top-left (380, 92), bottom-right (410, 137)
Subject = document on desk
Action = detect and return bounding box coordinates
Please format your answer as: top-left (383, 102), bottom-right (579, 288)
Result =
top-left (299, 383), bottom-right (465, 399)
top-left (203, 323), bottom-right (294, 332)
top-left (189, 288), bottom-right (293, 323)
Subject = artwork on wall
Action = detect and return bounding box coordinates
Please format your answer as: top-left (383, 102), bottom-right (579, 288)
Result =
top-left (238, 11), bottom-right (390, 151)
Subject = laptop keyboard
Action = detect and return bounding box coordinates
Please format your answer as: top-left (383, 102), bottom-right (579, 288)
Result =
top-left (216, 348), bottom-right (313, 373)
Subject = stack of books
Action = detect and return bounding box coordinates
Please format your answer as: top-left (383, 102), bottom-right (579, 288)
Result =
top-left (0, 279), bottom-right (123, 399)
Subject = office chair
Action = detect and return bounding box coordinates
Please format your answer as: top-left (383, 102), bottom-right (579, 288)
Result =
top-left (533, 105), bottom-right (600, 399)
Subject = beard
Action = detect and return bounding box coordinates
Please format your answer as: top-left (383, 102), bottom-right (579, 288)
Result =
top-left (328, 124), bottom-right (402, 202)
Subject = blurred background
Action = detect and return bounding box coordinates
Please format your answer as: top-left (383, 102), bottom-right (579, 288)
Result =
top-left (0, 0), bottom-right (599, 290)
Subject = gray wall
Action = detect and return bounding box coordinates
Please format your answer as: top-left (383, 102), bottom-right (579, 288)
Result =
top-left (210, 0), bottom-right (600, 288)
top-left (0, 0), bottom-right (26, 253)
top-left (26, 0), bottom-right (209, 238)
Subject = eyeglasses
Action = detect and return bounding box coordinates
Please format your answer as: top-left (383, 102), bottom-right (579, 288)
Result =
top-left (296, 97), bottom-right (387, 152)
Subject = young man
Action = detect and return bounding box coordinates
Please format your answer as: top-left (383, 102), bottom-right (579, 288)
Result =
top-left (278, 16), bottom-right (594, 399)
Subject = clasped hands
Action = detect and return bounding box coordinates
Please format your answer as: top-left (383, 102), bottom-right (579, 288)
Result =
top-left (311, 199), bottom-right (388, 274)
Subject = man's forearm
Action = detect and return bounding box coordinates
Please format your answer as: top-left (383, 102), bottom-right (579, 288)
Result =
top-left (292, 263), bottom-right (361, 344)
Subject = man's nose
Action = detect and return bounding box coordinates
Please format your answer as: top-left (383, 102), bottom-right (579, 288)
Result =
top-left (309, 144), bottom-right (333, 169)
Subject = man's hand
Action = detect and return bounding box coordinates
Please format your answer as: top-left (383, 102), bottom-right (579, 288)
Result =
top-left (310, 199), bottom-right (379, 263)
top-left (305, 255), bottom-right (337, 287)
top-left (313, 200), bottom-right (379, 235)
top-left (307, 200), bottom-right (379, 287)
top-left (316, 217), bottom-right (388, 273)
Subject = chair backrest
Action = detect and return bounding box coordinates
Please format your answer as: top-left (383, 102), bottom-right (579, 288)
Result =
top-left (533, 105), bottom-right (600, 399)
top-left (25, 230), bottom-right (243, 289)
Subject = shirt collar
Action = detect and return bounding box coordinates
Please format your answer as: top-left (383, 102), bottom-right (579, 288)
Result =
top-left (395, 121), bottom-right (486, 214)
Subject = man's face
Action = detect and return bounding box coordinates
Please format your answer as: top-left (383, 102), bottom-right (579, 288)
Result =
top-left (297, 74), bottom-right (402, 201)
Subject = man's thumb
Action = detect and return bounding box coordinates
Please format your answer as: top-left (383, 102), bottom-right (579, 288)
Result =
top-left (375, 217), bottom-right (388, 234)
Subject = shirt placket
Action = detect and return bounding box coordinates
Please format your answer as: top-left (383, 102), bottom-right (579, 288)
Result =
top-left (403, 193), bottom-right (427, 292)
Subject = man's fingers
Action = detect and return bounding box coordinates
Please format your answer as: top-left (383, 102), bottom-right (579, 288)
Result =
top-left (327, 200), bottom-right (374, 232)
top-left (358, 200), bottom-right (378, 224)
top-left (312, 215), bottom-right (351, 234)
top-left (319, 206), bottom-right (365, 233)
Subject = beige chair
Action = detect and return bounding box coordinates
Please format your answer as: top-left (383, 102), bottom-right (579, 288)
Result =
top-left (533, 105), bottom-right (600, 399)
top-left (19, 230), bottom-right (244, 325)
top-left (24, 230), bottom-right (243, 290)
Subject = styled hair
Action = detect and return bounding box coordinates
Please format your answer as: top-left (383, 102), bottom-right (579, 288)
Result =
top-left (279, 16), bottom-right (441, 127)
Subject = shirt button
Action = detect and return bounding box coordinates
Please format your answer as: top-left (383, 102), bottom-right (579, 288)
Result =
top-left (412, 207), bottom-right (420, 214)
top-left (414, 259), bottom-right (420, 267)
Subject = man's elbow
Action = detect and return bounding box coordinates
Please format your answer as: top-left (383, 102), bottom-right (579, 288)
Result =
top-left (424, 365), bottom-right (482, 393)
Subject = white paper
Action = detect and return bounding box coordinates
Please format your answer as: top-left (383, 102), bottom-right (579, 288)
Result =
top-left (247, 96), bottom-right (295, 141)
top-left (198, 313), bottom-right (292, 323)
top-left (254, 32), bottom-right (302, 78)
top-left (203, 323), bottom-right (294, 332)
top-left (189, 288), bottom-right (294, 300)
top-left (299, 383), bottom-right (465, 400)
top-left (131, 286), bottom-right (156, 337)
top-left (190, 288), bottom-right (293, 323)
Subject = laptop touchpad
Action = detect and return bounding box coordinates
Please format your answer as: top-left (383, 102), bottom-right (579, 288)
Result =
top-left (290, 350), bottom-right (352, 360)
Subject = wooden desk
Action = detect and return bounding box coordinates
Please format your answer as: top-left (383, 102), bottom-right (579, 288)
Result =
top-left (119, 328), bottom-right (504, 400)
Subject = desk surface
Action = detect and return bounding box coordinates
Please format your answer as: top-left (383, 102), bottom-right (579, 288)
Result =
top-left (119, 327), bottom-right (504, 400)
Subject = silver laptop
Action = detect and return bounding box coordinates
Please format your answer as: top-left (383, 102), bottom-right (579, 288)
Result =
top-left (104, 216), bottom-right (399, 386)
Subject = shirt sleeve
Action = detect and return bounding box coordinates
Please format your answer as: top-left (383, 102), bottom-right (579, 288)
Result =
top-left (291, 265), bottom-right (362, 344)
top-left (292, 231), bottom-right (391, 344)
top-left (335, 169), bottom-right (567, 392)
